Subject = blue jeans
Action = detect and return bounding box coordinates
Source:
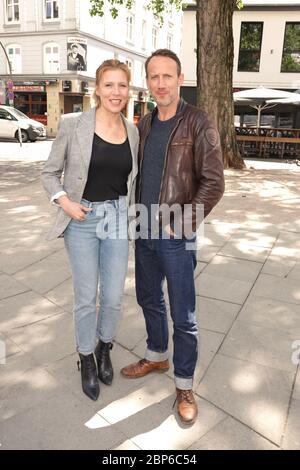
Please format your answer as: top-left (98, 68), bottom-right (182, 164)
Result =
top-left (135, 235), bottom-right (198, 390)
top-left (64, 198), bottom-right (128, 355)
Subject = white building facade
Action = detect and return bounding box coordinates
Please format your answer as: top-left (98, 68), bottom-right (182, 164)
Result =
top-left (0, 0), bottom-right (182, 135)
top-left (181, 1), bottom-right (300, 120)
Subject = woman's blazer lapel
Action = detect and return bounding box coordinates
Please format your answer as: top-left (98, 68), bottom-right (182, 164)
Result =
top-left (75, 107), bottom-right (96, 172)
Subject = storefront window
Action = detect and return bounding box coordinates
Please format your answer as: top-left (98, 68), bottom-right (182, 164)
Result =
top-left (14, 93), bottom-right (47, 124)
top-left (278, 114), bottom-right (293, 128)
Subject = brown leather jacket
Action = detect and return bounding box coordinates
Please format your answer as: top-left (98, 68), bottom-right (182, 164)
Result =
top-left (137, 98), bottom-right (225, 231)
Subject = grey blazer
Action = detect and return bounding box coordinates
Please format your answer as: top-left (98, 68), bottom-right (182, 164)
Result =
top-left (41, 108), bottom-right (139, 241)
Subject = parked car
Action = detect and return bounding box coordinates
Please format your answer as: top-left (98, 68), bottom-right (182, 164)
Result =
top-left (0, 105), bottom-right (46, 142)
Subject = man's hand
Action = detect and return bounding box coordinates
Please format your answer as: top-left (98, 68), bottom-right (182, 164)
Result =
top-left (57, 195), bottom-right (92, 221)
top-left (164, 224), bottom-right (175, 237)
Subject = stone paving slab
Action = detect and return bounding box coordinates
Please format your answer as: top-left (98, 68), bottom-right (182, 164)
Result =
top-left (251, 274), bottom-right (300, 305)
top-left (237, 295), bottom-right (300, 335)
top-left (13, 249), bottom-right (71, 295)
top-left (196, 297), bottom-right (240, 334)
top-left (0, 240), bottom-right (62, 276)
top-left (0, 366), bottom-right (65, 423)
top-left (203, 255), bottom-right (263, 282)
top-left (0, 333), bottom-right (22, 360)
top-left (218, 242), bottom-right (271, 263)
top-left (196, 245), bottom-right (219, 263)
top-left (197, 353), bottom-right (294, 445)
top-left (282, 399), bottom-right (300, 450)
top-left (44, 278), bottom-right (73, 314)
top-left (189, 416), bottom-right (278, 450)
top-left (0, 290), bottom-right (66, 332)
top-left (220, 321), bottom-right (298, 372)
top-left (294, 369), bottom-right (300, 401)
top-left (0, 274), bottom-right (29, 300)
top-left (0, 388), bottom-right (126, 450)
top-left (225, 229), bottom-right (277, 249)
top-left (195, 272), bottom-right (253, 305)
top-left (0, 351), bottom-right (39, 390)
top-left (5, 312), bottom-right (75, 367)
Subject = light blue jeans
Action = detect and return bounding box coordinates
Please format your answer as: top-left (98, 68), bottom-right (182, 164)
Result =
top-left (64, 197), bottom-right (129, 355)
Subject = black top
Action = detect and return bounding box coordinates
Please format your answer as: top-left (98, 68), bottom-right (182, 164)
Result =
top-left (83, 133), bottom-right (132, 202)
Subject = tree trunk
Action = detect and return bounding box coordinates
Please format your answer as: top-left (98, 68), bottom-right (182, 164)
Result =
top-left (196, 0), bottom-right (245, 169)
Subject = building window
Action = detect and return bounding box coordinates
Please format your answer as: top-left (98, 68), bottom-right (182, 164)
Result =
top-left (44, 0), bottom-right (59, 20)
top-left (43, 43), bottom-right (60, 73)
top-left (281, 23), bottom-right (300, 73)
top-left (126, 58), bottom-right (133, 81)
top-left (152, 27), bottom-right (158, 50)
top-left (238, 22), bottom-right (263, 72)
top-left (167, 34), bottom-right (173, 50)
top-left (126, 13), bottom-right (134, 42)
top-left (6, 0), bottom-right (20, 23)
top-left (142, 20), bottom-right (147, 49)
top-left (6, 44), bottom-right (22, 73)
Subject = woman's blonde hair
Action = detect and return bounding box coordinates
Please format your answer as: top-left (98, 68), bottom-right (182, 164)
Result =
top-left (92, 59), bottom-right (131, 108)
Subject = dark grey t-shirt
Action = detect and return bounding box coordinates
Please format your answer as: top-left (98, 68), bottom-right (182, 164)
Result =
top-left (140, 114), bottom-right (177, 232)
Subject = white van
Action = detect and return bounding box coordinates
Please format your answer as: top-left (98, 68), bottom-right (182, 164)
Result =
top-left (0, 105), bottom-right (46, 142)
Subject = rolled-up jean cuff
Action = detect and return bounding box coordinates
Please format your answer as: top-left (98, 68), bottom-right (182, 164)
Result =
top-left (175, 376), bottom-right (193, 390)
top-left (145, 348), bottom-right (168, 362)
top-left (77, 347), bottom-right (95, 356)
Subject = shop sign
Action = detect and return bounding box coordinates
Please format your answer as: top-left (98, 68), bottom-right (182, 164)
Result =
top-left (13, 85), bottom-right (45, 92)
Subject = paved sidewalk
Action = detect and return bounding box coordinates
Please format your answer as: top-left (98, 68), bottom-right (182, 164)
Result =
top-left (0, 153), bottom-right (300, 450)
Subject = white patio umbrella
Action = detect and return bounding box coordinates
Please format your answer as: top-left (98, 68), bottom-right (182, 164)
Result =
top-left (233, 86), bottom-right (300, 129)
top-left (267, 94), bottom-right (300, 105)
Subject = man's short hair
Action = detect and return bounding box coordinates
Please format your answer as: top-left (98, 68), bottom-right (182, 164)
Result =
top-left (71, 44), bottom-right (78, 49)
top-left (145, 49), bottom-right (182, 77)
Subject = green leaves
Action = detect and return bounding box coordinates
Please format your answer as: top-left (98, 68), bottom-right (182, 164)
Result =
top-left (89, 1), bottom-right (243, 25)
top-left (89, 0), bottom-right (182, 25)
top-left (89, 0), bottom-right (134, 19)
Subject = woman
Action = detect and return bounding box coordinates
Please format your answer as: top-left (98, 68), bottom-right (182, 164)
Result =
top-left (42, 60), bottom-right (139, 401)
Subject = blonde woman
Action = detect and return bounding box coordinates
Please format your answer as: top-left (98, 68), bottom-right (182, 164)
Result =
top-left (42, 60), bottom-right (139, 401)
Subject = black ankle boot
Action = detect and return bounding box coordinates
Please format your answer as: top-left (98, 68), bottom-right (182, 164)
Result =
top-left (95, 340), bottom-right (113, 385)
top-left (77, 353), bottom-right (100, 401)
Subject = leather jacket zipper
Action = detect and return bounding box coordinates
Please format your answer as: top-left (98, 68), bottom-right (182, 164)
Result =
top-left (158, 116), bottom-right (183, 205)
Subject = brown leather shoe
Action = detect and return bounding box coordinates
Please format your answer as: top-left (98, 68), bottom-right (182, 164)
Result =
top-left (121, 358), bottom-right (169, 378)
top-left (176, 388), bottom-right (198, 424)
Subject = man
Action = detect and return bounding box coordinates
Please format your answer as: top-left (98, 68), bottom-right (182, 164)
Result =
top-left (121, 49), bottom-right (225, 425)
top-left (67, 44), bottom-right (86, 71)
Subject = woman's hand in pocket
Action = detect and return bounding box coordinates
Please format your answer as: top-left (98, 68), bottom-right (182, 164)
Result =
top-left (57, 196), bottom-right (92, 221)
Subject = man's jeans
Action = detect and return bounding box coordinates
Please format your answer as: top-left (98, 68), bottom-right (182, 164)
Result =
top-left (64, 198), bottom-right (128, 355)
top-left (135, 235), bottom-right (198, 390)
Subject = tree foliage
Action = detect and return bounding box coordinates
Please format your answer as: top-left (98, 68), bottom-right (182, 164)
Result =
top-left (90, 0), bottom-right (243, 22)
top-left (89, 0), bottom-right (182, 25)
